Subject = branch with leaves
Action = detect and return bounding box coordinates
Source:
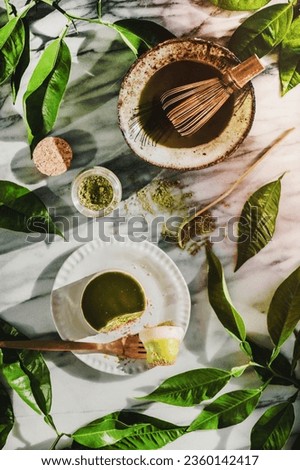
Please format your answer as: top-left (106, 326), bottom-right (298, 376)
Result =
top-left (0, 0), bottom-right (174, 151)
top-left (0, 180), bottom-right (63, 237)
top-left (1, 0), bottom-right (299, 153)
top-left (1, 217), bottom-right (299, 449)
top-left (1, 130), bottom-right (297, 448)
top-left (0, 0), bottom-right (299, 451)
top-left (211, 0), bottom-right (300, 95)
top-left (0, 318), bottom-right (60, 449)
top-left (68, 249), bottom-right (300, 451)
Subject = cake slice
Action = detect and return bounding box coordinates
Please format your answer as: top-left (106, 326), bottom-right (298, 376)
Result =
top-left (139, 325), bottom-right (184, 366)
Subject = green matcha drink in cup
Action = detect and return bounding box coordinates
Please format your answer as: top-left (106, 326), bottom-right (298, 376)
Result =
top-left (80, 270), bottom-right (147, 337)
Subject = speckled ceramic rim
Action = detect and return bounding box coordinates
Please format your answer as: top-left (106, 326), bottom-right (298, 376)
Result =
top-left (71, 166), bottom-right (122, 217)
top-left (118, 38), bottom-right (256, 171)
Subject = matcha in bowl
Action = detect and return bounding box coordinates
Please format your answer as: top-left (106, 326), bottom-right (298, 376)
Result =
top-left (139, 324), bottom-right (184, 366)
top-left (80, 270), bottom-right (147, 337)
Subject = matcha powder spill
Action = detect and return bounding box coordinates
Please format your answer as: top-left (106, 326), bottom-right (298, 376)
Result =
top-left (78, 175), bottom-right (114, 211)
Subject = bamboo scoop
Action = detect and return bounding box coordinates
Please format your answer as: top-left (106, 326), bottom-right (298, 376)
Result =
top-left (0, 334), bottom-right (146, 359)
top-left (177, 128), bottom-right (294, 248)
top-left (161, 54), bottom-right (264, 137)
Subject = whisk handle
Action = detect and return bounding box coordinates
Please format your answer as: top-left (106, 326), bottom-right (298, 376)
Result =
top-left (225, 54), bottom-right (265, 90)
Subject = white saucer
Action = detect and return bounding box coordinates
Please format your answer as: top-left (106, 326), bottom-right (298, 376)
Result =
top-left (51, 239), bottom-right (191, 375)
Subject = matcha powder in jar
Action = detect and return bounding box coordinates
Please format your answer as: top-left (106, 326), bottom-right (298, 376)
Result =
top-left (78, 175), bottom-right (114, 211)
top-left (71, 167), bottom-right (122, 217)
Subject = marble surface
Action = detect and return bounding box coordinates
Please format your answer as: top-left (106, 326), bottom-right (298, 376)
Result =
top-left (0, 0), bottom-right (300, 450)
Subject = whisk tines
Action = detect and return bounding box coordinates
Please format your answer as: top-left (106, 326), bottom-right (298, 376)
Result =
top-left (160, 54), bottom-right (264, 137)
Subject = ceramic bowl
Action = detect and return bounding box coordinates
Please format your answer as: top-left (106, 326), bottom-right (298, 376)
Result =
top-left (118, 38), bottom-right (256, 171)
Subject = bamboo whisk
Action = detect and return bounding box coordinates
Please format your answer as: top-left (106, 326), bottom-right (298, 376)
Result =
top-left (160, 55), bottom-right (264, 137)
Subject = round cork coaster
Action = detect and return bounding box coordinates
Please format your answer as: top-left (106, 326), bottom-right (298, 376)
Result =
top-left (33, 137), bottom-right (73, 176)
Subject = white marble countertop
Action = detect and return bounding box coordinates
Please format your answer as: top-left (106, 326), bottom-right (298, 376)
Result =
top-left (0, 0), bottom-right (299, 450)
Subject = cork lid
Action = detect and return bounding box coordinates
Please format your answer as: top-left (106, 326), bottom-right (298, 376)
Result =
top-left (33, 137), bottom-right (73, 176)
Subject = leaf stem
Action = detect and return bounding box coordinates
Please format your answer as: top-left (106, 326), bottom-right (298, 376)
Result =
top-left (260, 378), bottom-right (272, 391)
top-left (97, 0), bottom-right (102, 19)
top-left (178, 128), bottom-right (295, 248)
top-left (249, 361), bottom-right (265, 369)
top-left (293, 0), bottom-right (300, 18)
top-left (4, 0), bottom-right (17, 19)
top-left (40, 0), bottom-right (107, 26)
top-left (19, 0), bottom-right (39, 18)
top-left (59, 22), bottom-right (71, 40)
top-left (49, 433), bottom-right (65, 450)
top-left (44, 414), bottom-right (60, 434)
top-left (267, 366), bottom-right (300, 388)
top-left (230, 363), bottom-right (251, 377)
top-left (268, 346), bottom-right (280, 366)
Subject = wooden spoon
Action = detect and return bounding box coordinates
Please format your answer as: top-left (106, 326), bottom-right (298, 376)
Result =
top-left (177, 128), bottom-right (294, 248)
top-left (0, 334), bottom-right (146, 359)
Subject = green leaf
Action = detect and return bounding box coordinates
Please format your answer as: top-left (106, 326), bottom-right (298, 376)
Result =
top-left (18, 349), bottom-right (52, 416)
top-left (240, 341), bottom-right (253, 357)
top-left (101, 412), bottom-right (186, 450)
top-left (188, 389), bottom-right (261, 431)
top-left (1, 361), bottom-right (42, 415)
top-left (250, 402), bottom-right (295, 450)
top-left (0, 16), bottom-right (25, 85)
top-left (104, 425), bottom-right (186, 450)
top-left (0, 180), bottom-right (63, 237)
top-left (235, 177), bottom-right (282, 272)
top-left (112, 19), bottom-right (175, 56)
top-left (292, 331), bottom-right (300, 371)
top-left (72, 412), bottom-right (186, 450)
top-left (72, 412), bottom-right (149, 448)
top-left (280, 17), bottom-right (300, 95)
top-left (247, 338), bottom-right (294, 386)
top-left (229, 3), bottom-right (293, 60)
top-left (291, 433), bottom-right (300, 450)
top-left (230, 364), bottom-right (249, 377)
top-left (23, 37), bottom-right (71, 148)
top-left (138, 368), bottom-right (232, 407)
top-left (11, 18), bottom-right (30, 103)
top-left (0, 381), bottom-right (14, 449)
top-left (206, 247), bottom-right (247, 342)
top-left (0, 318), bottom-right (52, 418)
top-left (209, 0), bottom-right (271, 11)
top-left (267, 266), bottom-right (300, 353)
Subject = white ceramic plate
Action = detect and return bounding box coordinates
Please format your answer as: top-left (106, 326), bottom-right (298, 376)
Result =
top-left (51, 239), bottom-right (191, 375)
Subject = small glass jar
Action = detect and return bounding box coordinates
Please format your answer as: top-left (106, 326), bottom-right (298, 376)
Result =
top-left (71, 167), bottom-right (122, 217)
